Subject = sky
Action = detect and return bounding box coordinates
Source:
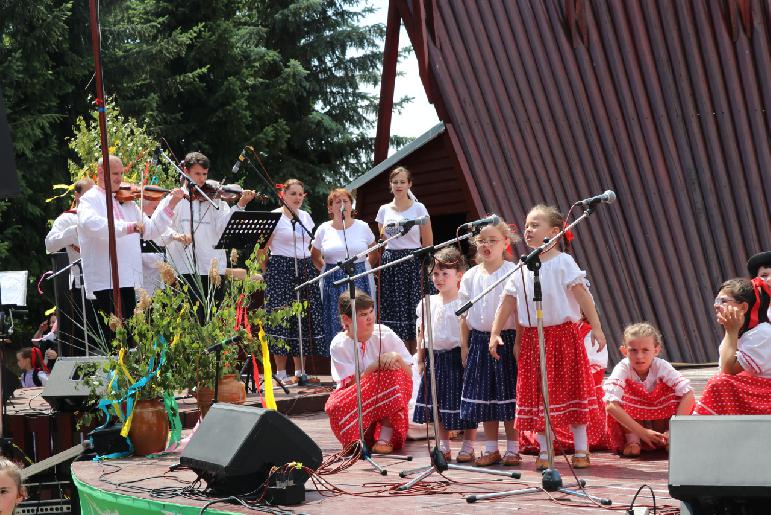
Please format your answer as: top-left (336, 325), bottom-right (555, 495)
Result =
top-left (361, 0), bottom-right (439, 146)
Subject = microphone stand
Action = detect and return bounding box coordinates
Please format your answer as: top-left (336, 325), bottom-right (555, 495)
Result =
top-left (396, 231), bottom-right (521, 491)
top-left (462, 205), bottom-right (611, 506)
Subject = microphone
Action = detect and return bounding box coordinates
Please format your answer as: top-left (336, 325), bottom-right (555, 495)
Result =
top-left (385, 215), bottom-right (430, 232)
top-left (340, 204), bottom-right (346, 217)
top-left (231, 148), bottom-right (247, 175)
top-left (577, 190), bottom-right (616, 208)
top-left (459, 214), bottom-right (500, 231)
top-left (206, 334), bottom-right (243, 353)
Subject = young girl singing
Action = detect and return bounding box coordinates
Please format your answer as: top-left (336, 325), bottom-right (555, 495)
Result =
top-left (491, 204), bottom-right (605, 470)
top-left (459, 220), bottom-right (519, 466)
top-left (604, 322), bottom-right (694, 456)
top-left (413, 248), bottom-right (477, 461)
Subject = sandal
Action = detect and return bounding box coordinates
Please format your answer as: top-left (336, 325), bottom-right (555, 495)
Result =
top-left (535, 456), bottom-right (550, 471)
top-left (456, 449), bottom-right (475, 463)
top-left (502, 451), bottom-right (522, 466)
top-left (571, 451), bottom-right (591, 469)
top-left (475, 450), bottom-right (501, 467)
top-left (622, 442), bottom-right (641, 457)
top-left (372, 440), bottom-right (394, 454)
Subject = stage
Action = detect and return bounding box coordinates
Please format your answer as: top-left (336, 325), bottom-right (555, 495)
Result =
top-left (70, 366), bottom-right (715, 514)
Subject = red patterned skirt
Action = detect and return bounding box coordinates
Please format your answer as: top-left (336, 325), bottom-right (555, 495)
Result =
top-left (607, 380), bottom-right (682, 452)
top-left (695, 372), bottom-right (771, 415)
top-left (325, 368), bottom-right (413, 450)
top-left (515, 322), bottom-right (598, 433)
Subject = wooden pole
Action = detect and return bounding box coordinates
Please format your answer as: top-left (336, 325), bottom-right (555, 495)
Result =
top-left (88, 0), bottom-right (122, 318)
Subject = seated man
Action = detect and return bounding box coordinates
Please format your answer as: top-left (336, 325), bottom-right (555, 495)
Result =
top-left (325, 289), bottom-right (413, 453)
top-left (696, 277), bottom-right (771, 415)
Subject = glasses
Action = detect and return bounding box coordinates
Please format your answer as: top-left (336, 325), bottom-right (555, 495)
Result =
top-left (713, 296), bottom-right (736, 307)
top-left (475, 238), bottom-right (502, 246)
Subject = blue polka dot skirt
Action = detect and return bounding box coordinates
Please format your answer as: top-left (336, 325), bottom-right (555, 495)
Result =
top-left (460, 329), bottom-right (518, 422)
top-left (413, 347), bottom-right (478, 430)
top-left (378, 248), bottom-right (434, 341)
top-left (264, 255), bottom-right (325, 356)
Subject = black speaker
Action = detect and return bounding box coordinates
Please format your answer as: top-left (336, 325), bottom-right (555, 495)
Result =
top-left (669, 415), bottom-right (771, 514)
top-left (42, 356), bottom-right (109, 411)
top-left (180, 404), bottom-right (322, 496)
top-left (0, 87), bottom-right (20, 198)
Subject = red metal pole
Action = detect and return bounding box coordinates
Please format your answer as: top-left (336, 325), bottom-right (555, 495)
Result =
top-left (88, 0), bottom-right (122, 318)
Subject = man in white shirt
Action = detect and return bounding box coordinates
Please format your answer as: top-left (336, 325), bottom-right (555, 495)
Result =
top-left (78, 155), bottom-right (185, 343)
top-left (158, 151), bottom-right (256, 320)
top-left (45, 178), bottom-right (93, 355)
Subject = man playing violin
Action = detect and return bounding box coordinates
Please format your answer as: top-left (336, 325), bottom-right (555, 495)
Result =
top-left (78, 155), bottom-right (185, 342)
top-left (157, 151), bottom-right (257, 319)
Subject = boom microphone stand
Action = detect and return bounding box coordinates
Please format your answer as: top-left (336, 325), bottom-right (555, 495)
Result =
top-left (459, 205), bottom-right (611, 505)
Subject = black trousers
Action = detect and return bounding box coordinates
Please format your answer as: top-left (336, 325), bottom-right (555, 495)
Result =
top-left (92, 287), bottom-right (136, 347)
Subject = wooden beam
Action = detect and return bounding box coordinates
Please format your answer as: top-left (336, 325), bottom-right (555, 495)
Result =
top-left (374, 0), bottom-right (401, 165)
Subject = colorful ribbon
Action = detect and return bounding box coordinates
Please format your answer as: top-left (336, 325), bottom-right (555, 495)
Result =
top-left (258, 321), bottom-right (277, 410)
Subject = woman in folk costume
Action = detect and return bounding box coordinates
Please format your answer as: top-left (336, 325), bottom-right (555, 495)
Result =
top-left (695, 277), bottom-right (771, 415)
top-left (324, 289), bottom-right (413, 454)
top-left (604, 323), bottom-right (694, 456)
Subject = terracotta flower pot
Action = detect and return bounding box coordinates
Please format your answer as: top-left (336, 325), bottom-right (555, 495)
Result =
top-left (195, 374), bottom-right (246, 418)
top-left (128, 398), bottom-right (169, 456)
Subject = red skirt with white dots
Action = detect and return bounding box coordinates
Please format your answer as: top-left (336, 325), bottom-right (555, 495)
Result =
top-left (695, 372), bottom-right (771, 416)
top-left (606, 379), bottom-right (682, 452)
top-left (324, 369), bottom-right (413, 450)
top-left (515, 322), bottom-right (598, 433)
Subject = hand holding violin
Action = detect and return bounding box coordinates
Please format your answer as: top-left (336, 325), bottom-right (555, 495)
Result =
top-left (168, 187), bottom-right (185, 208)
top-left (237, 189), bottom-right (257, 208)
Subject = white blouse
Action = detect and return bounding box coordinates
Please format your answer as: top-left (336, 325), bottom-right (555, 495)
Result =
top-left (736, 323), bottom-right (771, 378)
top-left (268, 209), bottom-right (315, 259)
top-left (603, 357), bottom-right (692, 403)
top-left (312, 220), bottom-right (375, 265)
top-left (376, 201), bottom-right (429, 250)
top-left (45, 211), bottom-right (82, 288)
top-left (416, 295), bottom-right (462, 351)
top-left (459, 261), bottom-right (517, 332)
top-left (502, 252), bottom-right (589, 327)
top-left (329, 324), bottom-right (414, 385)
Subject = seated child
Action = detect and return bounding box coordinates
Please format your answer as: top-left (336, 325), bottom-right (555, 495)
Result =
top-left (696, 277), bottom-right (771, 415)
top-left (17, 347), bottom-right (49, 388)
top-left (324, 289), bottom-right (413, 453)
top-left (604, 323), bottom-right (694, 456)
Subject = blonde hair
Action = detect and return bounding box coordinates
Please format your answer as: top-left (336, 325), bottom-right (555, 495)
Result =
top-left (0, 458), bottom-right (25, 499)
top-left (472, 217), bottom-right (518, 261)
top-left (528, 204), bottom-right (564, 229)
top-left (622, 322), bottom-right (663, 347)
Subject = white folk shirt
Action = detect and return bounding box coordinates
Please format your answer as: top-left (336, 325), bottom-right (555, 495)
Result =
top-left (603, 357), bottom-right (692, 403)
top-left (375, 201), bottom-right (429, 250)
top-left (329, 324), bottom-right (414, 385)
top-left (268, 208), bottom-right (315, 259)
top-left (157, 196), bottom-right (242, 275)
top-left (415, 295), bottom-right (462, 351)
top-left (736, 323), bottom-right (771, 378)
top-left (312, 220), bottom-right (375, 264)
top-left (459, 261), bottom-right (517, 332)
top-left (45, 210), bottom-right (82, 288)
top-left (78, 187), bottom-right (174, 296)
top-left (503, 252), bottom-right (589, 327)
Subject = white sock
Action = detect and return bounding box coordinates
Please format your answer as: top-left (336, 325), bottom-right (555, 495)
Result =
top-left (276, 369), bottom-right (287, 379)
top-left (439, 440), bottom-right (451, 452)
top-left (536, 433), bottom-right (549, 458)
top-left (625, 432), bottom-right (641, 444)
top-left (571, 424), bottom-right (588, 456)
top-left (379, 425), bottom-right (393, 443)
top-left (294, 369), bottom-right (304, 377)
top-left (460, 440), bottom-right (475, 453)
top-left (485, 440), bottom-right (498, 453)
top-left (506, 440), bottom-right (519, 454)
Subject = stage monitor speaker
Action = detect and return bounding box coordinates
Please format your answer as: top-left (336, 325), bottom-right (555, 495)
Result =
top-left (180, 404), bottom-right (322, 496)
top-left (42, 356), bottom-right (109, 412)
top-left (669, 415), bottom-right (771, 513)
top-left (0, 87), bottom-right (20, 198)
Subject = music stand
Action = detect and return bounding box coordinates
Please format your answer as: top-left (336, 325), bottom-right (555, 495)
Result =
top-left (140, 239), bottom-right (165, 254)
top-left (214, 211), bottom-right (280, 250)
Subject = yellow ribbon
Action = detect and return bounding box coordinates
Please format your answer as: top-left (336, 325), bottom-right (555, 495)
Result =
top-left (118, 348), bottom-right (136, 385)
top-left (258, 321), bottom-right (277, 410)
top-left (120, 410), bottom-right (135, 438)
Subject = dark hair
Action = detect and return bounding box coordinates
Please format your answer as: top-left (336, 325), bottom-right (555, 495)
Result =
top-left (389, 166), bottom-right (412, 182)
top-left (283, 178), bottom-right (304, 191)
top-left (718, 278), bottom-right (770, 335)
top-left (338, 289), bottom-right (375, 318)
top-left (434, 247), bottom-right (467, 272)
top-left (74, 178), bottom-right (94, 194)
top-left (183, 152), bottom-right (210, 170)
top-left (17, 347), bottom-right (47, 374)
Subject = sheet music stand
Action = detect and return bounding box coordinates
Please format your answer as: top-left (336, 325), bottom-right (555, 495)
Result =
top-left (140, 239), bottom-right (165, 254)
top-left (215, 211), bottom-right (280, 250)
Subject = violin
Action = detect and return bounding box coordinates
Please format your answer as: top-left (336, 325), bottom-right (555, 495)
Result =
top-left (115, 183), bottom-right (171, 202)
top-left (188, 180), bottom-right (268, 204)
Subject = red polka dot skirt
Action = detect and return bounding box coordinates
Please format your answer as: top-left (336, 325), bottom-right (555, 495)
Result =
top-left (695, 372), bottom-right (771, 416)
top-left (515, 322), bottom-right (598, 433)
top-left (325, 368), bottom-right (413, 450)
